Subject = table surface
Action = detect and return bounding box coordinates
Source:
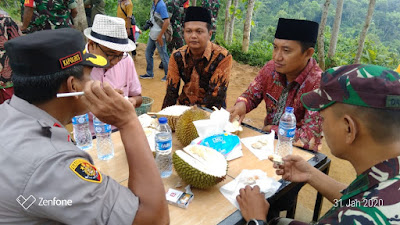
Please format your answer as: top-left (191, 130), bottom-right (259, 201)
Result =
top-left (85, 126), bottom-right (316, 225)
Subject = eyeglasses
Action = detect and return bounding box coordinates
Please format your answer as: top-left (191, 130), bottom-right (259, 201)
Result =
top-left (96, 44), bottom-right (128, 62)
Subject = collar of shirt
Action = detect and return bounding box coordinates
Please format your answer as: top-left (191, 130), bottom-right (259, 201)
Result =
top-left (341, 155), bottom-right (400, 200)
top-left (277, 58), bottom-right (317, 88)
top-left (184, 41), bottom-right (213, 62)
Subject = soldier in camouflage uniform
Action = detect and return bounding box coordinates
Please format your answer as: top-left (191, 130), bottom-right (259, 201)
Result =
top-left (237, 64), bottom-right (400, 225)
top-left (21, 0), bottom-right (77, 34)
top-left (165, 0), bottom-right (186, 54)
top-left (201, 0), bottom-right (219, 41)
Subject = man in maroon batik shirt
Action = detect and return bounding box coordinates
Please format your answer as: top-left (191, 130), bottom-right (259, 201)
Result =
top-left (228, 18), bottom-right (322, 151)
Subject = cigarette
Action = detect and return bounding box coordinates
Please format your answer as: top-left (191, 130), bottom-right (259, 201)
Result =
top-left (57, 92), bottom-right (84, 98)
top-left (57, 91), bottom-right (129, 100)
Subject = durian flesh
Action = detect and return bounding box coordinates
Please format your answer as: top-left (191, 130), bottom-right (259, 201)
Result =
top-left (173, 145), bottom-right (227, 189)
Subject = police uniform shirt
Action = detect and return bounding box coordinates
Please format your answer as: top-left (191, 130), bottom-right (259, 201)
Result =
top-left (0, 96), bottom-right (138, 224)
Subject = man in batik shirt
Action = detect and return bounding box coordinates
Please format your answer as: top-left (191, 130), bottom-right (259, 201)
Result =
top-left (201, 0), bottom-right (219, 41)
top-left (237, 64), bottom-right (400, 225)
top-left (228, 18), bottom-right (322, 151)
top-left (162, 6), bottom-right (232, 109)
top-left (0, 14), bottom-right (22, 104)
top-left (20, 0), bottom-right (78, 34)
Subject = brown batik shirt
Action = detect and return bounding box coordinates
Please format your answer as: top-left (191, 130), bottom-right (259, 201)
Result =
top-left (162, 42), bottom-right (232, 109)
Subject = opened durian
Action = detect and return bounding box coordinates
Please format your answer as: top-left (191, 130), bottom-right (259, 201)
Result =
top-left (175, 106), bottom-right (209, 146)
top-left (173, 145), bottom-right (227, 189)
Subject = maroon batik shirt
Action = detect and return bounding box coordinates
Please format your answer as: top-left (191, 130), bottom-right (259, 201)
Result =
top-left (236, 58), bottom-right (323, 151)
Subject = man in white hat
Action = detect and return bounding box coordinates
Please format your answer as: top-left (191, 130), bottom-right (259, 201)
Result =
top-left (84, 14), bottom-right (142, 107)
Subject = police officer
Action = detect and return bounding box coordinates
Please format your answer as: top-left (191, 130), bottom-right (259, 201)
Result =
top-left (0, 28), bottom-right (169, 224)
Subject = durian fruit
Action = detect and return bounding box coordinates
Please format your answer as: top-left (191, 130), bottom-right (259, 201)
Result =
top-left (173, 145), bottom-right (227, 189)
top-left (175, 106), bottom-right (209, 146)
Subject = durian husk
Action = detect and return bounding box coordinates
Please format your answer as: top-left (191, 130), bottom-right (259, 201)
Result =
top-left (175, 106), bottom-right (209, 146)
top-left (155, 114), bottom-right (180, 131)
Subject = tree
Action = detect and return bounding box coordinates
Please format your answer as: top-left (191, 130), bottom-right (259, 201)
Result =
top-left (191, 0), bottom-right (197, 6)
top-left (72, 0), bottom-right (88, 32)
top-left (224, 0), bottom-right (232, 42)
top-left (317, 0), bottom-right (331, 71)
top-left (242, 0), bottom-right (256, 52)
top-left (227, 0), bottom-right (239, 45)
top-left (328, 0), bottom-right (344, 60)
top-left (355, 0), bottom-right (376, 64)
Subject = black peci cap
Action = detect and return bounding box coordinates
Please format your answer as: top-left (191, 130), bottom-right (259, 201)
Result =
top-left (5, 28), bottom-right (109, 77)
top-left (184, 6), bottom-right (212, 25)
top-left (275, 18), bottom-right (319, 44)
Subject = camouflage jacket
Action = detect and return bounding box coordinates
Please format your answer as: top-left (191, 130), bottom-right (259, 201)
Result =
top-left (24, 0), bottom-right (77, 33)
top-left (286, 156), bottom-right (400, 225)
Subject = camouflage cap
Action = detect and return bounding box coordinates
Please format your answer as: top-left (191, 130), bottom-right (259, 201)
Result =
top-left (301, 64), bottom-right (400, 111)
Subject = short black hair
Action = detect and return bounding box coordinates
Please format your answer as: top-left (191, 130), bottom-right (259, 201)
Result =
top-left (298, 41), bottom-right (315, 53)
top-left (333, 104), bottom-right (400, 144)
top-left (12, 65), bottom-right (84, 104)
top-left (183, 22), bottom-right (212, 32)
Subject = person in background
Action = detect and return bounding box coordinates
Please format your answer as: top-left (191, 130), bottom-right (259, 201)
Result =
top-left (84, 14), bottom-right (142, 107)
top-left (85, 3), bottom-right (92, 26)
top-left (201, 0), bottom-right (220, 41)
top-left (20, 0), bottom-right (78, 34)
top-left (0, 28), bottom-right (169, 224)
top-left (84, 0), bottom-right (105, 27)
top-left (0, 13), bottom-right (22, 104)
top-left (237, 64), bottom-right (400, 225)
top-left (162, 7), bottom-right (232, 109)
top-left (117, 0), bottom-right (134, 43)
top-left (140, 0), bottom-right (170, 81)
top-left (165, 0), bottom-right (187, 54)
top-left (228, 18), bottom-right (323, 151)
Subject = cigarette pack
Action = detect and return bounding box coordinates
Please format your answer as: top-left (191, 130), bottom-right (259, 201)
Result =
top-left (165, 188), bottom-right (194, 209)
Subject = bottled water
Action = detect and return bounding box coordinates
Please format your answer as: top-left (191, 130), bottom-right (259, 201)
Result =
top-left (155, 117), bottom-right (173, 178)
top-left (275, 107), bottom-right (296, 158)
top-left (72, 114), bottom-right (93, 151)
top-left (93, 116), bottom-right (114, 160)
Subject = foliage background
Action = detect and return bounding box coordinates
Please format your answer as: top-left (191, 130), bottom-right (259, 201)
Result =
top-left (1, 0), bottom-right (399, 69)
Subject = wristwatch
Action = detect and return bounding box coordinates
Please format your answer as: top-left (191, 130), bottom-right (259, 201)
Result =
top-left (246, 219), bottom-right (267, 225)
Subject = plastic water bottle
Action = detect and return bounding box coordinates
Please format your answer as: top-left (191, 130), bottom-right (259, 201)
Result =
top-left (155, 117), bottom-right (173, 178)
top-left (275, 107), bottom-right (296, 157)
top-left (72, 114), bottom-right (93, 150)
top-left (93, 116), bottom-right (114, 160)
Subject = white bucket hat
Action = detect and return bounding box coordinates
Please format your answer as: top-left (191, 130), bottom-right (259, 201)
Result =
top-left (84, 14), bottom-right (136, 52)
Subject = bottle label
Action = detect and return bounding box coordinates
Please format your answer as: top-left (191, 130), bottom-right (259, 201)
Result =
top-left (278, 127), bottom-right (296, 138)
top-left (94, 124), bottom-right (111, 134)
top-left (157, 140), bottom-right (172, 151)
top-left (72, 114), bottom-right (88, 125)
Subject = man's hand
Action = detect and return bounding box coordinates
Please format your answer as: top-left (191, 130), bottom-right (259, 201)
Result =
top-left (156, 35), bottom-right (164, 47)
top-left (274, 155), bottom-right (313, 183)
top-left (81, 81), bottom-right (136, 129)
top-left (262, 125), bottom-right (273, 132)
top-left (227, 101), bottom-right (247, 123)
top-left (236, 185), bottom-right (269, 222)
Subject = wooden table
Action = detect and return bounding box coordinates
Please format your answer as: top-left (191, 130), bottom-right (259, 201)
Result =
top-left (85, 124), bottom-right (328, 225)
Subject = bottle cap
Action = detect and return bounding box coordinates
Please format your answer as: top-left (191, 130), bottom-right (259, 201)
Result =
top-left (285, 107), bottom-right (294, 113)
top-left (158, 117), bottom-right (168, 124)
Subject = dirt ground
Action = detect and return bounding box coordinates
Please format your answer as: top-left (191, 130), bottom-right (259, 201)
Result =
top-left (134, 43), bottom-right (356, 222)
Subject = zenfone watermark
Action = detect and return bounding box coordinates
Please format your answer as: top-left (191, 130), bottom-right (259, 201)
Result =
top-left (16, 195), bottom-right (72, 210)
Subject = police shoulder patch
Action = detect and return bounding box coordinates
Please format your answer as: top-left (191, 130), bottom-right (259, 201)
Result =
top-left (69, 158), bottom-right (102, 183)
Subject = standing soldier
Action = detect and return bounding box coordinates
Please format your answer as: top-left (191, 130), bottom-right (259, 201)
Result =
top-left (165, 0), bottom-right (188, 54)
top-left (201, 0), bottom-right (220, 41)
top-left (20, 0), bottom-right (78, 34)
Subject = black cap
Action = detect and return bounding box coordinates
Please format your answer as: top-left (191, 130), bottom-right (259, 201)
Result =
top-left (275, 18), bottom-right (319, 44)
top-left (5, 28), bottom-right (109, 77)
top-left (184, 6), bottom-right (211, 24)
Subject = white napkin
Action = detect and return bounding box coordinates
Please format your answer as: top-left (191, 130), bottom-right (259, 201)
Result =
top-left (220, 169), bottom-right (281, 209)
top-left (240, 130), bottom-right (275, 160)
